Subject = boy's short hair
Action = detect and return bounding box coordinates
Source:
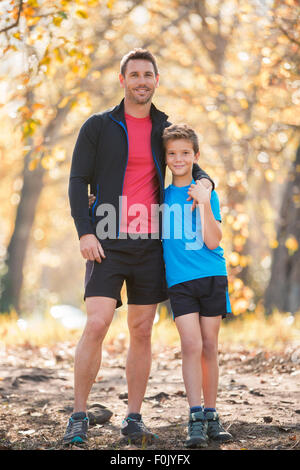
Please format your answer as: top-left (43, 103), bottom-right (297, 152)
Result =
top-left (120, 48), bottom-right (159, 76)
top-left (162, 124), bottom-right (199, 154)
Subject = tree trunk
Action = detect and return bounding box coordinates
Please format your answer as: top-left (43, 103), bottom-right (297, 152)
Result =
top-left (264, 144), bottom-right (300, 314)
top-left (0, 151), bottom-right (45, 313)
top-left (0, 101), bottom-right (71, 314)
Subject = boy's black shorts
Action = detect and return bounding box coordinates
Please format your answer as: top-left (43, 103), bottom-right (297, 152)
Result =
top-left (168, 276), bottom-right (231, 320)
top-left (84, 237), bottom-right (168, 308)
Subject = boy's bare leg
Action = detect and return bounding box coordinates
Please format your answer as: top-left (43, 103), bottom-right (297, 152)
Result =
top-left (126, 304), bottom-right (157, 416)
top-left (175, 313), bottom-right (203, 407)
top-left (199, 315), bottom-right (222, 408)
top-left (73, 296), bottom-right (117, 413)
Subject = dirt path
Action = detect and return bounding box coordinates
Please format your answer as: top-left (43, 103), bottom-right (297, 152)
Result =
top-left (0, 343), bottom-right (299, 450)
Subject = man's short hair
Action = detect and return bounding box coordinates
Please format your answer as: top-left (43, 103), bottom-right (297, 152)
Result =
top-left (120, 48), bottom-right (159, 76)
top-left (162, 124), bottom-right (199, 154)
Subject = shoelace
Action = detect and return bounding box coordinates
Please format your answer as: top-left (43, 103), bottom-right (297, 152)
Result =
top-left (189, 420), bottom-right (206, 436)
top-left (127, 418), bottom-right (151, 433)
top-left (67, 418), bottom-right (87, 435)
top-left (208, 418), bottom-right (224, 434)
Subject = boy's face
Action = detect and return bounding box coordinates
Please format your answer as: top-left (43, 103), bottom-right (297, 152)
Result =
top-left (165, 139), bottom-right (199, 177)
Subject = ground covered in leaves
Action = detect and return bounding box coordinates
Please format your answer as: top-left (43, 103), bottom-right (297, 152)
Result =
top-left (0, 341), bottom-right (299, 451)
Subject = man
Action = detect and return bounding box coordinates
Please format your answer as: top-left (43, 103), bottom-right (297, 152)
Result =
top-left (65, 49), bottom-right (214, 445)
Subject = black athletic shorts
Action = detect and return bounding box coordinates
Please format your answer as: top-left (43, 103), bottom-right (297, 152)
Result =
top-left (84, 237), bottom-right (168, 308)
top-left (168, 276), bottom-right (232, 320)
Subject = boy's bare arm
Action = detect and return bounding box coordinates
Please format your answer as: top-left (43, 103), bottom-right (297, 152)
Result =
top-left (187, 182), bottom-right (222, 250)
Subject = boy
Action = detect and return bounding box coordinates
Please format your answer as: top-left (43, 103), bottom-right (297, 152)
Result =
top-left (161, 124), bottom-right (232, 448)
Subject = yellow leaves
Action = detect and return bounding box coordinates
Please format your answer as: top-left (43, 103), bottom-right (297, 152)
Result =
top-left (53, 16), bottom-right (62, 27)
top-left (52, 11), bottom-right (67, 26)
top-left (40, 55), bottom-right (51, 66)
top-left (68, 48), bottom-right (79, 57)
top-left (107, 0), bottom-right (116, 9)
top-left (53, 146), bottom-right (66, 162)
top-left (91, 70), bottom-right (101, 80)
top-left (228, 170), bottom-right (247, 188)
top-left (28, 157), bottom-right (40, 171)
top-left (293, 192), bottom-right (300, 209)
top-left (270, 239), bottom-right (279, 249)
top-left (232, 298), bottom-right (248, 315)
top-left (240, 255), bottom-right (251, 267)
top-left (76, 10), bottom-right (88, 19)
top-left (27, 0), bottom-right (39, 7)
top-left (264, 169), bottom-right (275, 182)
top-left (18, 105), bottom-right (32, 120)
top-left (27, 16), bottom-right (40, 26)
top-left (58, 96), bottom-right (71, 109)
top-left (32, 103), bottom-right (45, 112)
top-left (208, 110), bottom-right (221, 122)
top-left (234, 234), bottom-right (246, 250)
top-left (285, 236), bottom-right (298, 255)
top-left (229, 252), bottom-right (240, 266)
top-left (239, 98), bottom-right (249, 109)
top-left (227, 117), bottom-right (243, 140)
top-left (13, 32), bottom-right (21, 40)
top-left (228, 277), bottom-right (254, 316)
top-left (228, 251), bottom-right (251, 269)
top-left (53, 47), bottom-right (64, 63)
top-left (22, 119), bottom-right (41, 139)
top-left (41, 155), bottom-right (56, 170)
top-left (29, 147), bottom-right (66, 173)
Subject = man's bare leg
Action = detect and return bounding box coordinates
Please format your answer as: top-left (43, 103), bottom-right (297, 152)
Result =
top-left (125, 303), bottom-right (157, 416)
top-left (73, 296), bottom-right (117, 413)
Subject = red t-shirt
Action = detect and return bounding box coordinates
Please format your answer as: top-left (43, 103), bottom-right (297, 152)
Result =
top-left (119, 113), bottom-right (160, 234)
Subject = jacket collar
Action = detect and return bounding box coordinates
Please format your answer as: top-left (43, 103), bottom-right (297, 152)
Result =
top-left (110, 98), bottom-right (168, 125)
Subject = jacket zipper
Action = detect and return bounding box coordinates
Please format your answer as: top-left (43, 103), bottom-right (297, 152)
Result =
top-left (151, 147), bottom-right (164, 191)
top-left (91, 183), bottom-right (99, 224)
top-left (109, 114), bottom-right (129, 238)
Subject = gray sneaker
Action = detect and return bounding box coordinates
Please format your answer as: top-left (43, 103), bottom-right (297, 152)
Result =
top-left (63, 412), bottom-right (89, 445)
top-left (205, 411), bottom-right (233, 442)
top-left (120, 413), bottom-right (158, 444)
top-left (185, 410), bottom-right (208, 448)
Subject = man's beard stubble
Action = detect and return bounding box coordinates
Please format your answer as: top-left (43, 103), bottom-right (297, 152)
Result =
top-left (127, 86), bottom-right (155, 105)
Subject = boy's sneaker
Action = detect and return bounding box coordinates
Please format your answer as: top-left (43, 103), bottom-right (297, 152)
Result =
top-left (63, 412), bottom-right (89, 445)
top-left (205, 411), bottom-right (233, 442)
top-left (185, 410), bottom-right (208, 448)
top-left (120, 413), bottom-right (158, 444)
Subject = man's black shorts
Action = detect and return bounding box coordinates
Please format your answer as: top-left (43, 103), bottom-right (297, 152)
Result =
top-left (168, 276), bottom-right (232, 320)
top-left (84, 237), bottom-right (168, 307)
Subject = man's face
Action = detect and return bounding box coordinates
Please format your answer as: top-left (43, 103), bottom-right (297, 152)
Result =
top-left (165, 139), bottom-right (199, 177)
top-left (119, 59), bottom-right (159, 105)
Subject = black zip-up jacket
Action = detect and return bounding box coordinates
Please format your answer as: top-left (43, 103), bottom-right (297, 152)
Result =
top-left (68, 98), bottom-right (215, 240)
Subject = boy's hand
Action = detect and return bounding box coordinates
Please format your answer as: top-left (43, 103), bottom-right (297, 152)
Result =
top-left (187, 179), bottom-right (212, 211)
top-left (80, 234), bottom-right (106, 263)
top-left (88, 193), bottom-right (96, 208)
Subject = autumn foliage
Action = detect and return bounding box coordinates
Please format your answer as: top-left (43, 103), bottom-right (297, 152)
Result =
top-left (0, 0), bottom-right (299, 319)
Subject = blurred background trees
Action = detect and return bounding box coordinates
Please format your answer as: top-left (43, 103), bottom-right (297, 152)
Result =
top-left (0, 0), bottom-right (299, 318)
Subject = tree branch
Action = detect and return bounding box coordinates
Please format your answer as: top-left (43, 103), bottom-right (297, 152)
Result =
top-left (0, 0), bottom-right (23, 34)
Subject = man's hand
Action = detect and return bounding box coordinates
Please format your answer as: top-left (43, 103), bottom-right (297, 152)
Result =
top-left (88, 193), bottom-right (96, 207)
top-left (187, 178), bottom-right (213, 211)
top-left (80, 234), bottom-right (106, 263)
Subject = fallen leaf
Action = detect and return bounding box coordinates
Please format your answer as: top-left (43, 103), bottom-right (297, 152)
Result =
top-left (18, 429), bottom-right (35, 435)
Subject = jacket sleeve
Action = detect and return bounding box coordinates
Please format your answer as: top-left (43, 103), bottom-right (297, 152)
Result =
top-left (192, 163), bottom-right (215, 191)
top-left (68, 115), bottom-right (99, 239)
